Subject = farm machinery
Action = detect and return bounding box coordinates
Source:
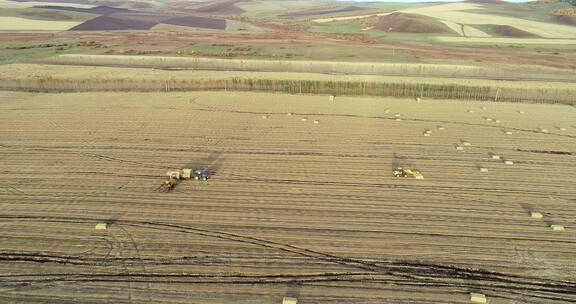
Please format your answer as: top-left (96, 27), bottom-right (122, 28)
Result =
top-left (393, 167), bottom-right (424, 179)
top-left (159, 169), bottom-right (209, 192)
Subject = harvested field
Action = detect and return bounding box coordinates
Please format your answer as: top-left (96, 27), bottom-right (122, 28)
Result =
top-left (282, 6), bottom-right (368, 18)
top-left (374, 13), bottom-right (449, 33)
top-left (0, 0), bottom-right (94, 9)
top-left (401, 3), bottom-right (576, 38)
top-left (0, 90), bottom-right (575, 304)
top-left (0, 16), bottom-right (81, 30)
top-left (162, 16), bottom-right (227, 30)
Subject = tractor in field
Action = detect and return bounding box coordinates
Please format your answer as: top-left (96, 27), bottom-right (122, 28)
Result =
top-left (159, 168), bottom-right (209, 192)
top-left (393, 167), bottom-right (424, 179)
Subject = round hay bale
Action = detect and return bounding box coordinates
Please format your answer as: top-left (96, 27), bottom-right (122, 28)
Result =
top-left (530, 211), bottom-right (543, 219)
top-left (495, 120), bottom-right (501, 123)
top-left (491, 154), bottom-right (501, 160)
top-left (394, 113), bottom-right (401, 118)
top-left (504, 131), bottom-right (513, 135)
top-left (395, 118), bottom-right (402, 121)
top-left (456, 146), bottom-right (465, 151)
top-left (479, 167), bottom-right (488, 173)
top-left (313, 120), bottom-right (320, 124)
top-left (437, 126), bottom-right (445, 130)
top-left (301, 118), bottom-right (308, 121)
top-left (539, 128), bottom-right (549, 133)
top-left (504, 160), bottom-right (514, 165)
top-left (287, 112), bottom-right (293, 116)
top-left (550, 224), bottom-right (565, 232)
top-left (462, 141), bottom-right (471, 146)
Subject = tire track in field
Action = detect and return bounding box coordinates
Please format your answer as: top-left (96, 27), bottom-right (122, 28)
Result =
top-left (0, 215), bottom-right (574, 302)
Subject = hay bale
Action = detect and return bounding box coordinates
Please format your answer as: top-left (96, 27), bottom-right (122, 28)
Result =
top-left (329, 95), bottom-right (335, 102)
top-left (437, 126), bottom-right (445, 130)
top-left (313, 120), bottom-right (320, 124)
top-left (262, 115), bottom-right (270, 119)
top-left (467, 109), bottom-right (475, 113)
top-left (282, 297), bottom-right (298, 304)
top-left (461, 141), bottom-right (471, 146)
top-left (480, 106), bottom-right (486, 110)
top-left (557, 127), bottom-right (566, 131)
top-left (456, 146), bottom-right (465, 151)
top-left (550, 224), bottom-right (565, 232)
top-left (394, 113), bottom-right (401, 118)
top-left (504, 131), bottom-right (513, 135)
top-left (491, 154), bottom-right (500, 160)
top-left (530, 211), bottom-right (543, 219)
top-left (517, 110), bottom-right (525, 114)
top-left (287, 112), bottom-right (293, 116)
top-left (479, 167), bottom-right (488, 173)
top-left (504, 160), bottom-right (514, 165)
top-left (416, 97), bottom-right (421, 103)
top-left (395, 118), bottom-right (402, 121)
top-left (301, 118), bottom-right (308, 121)
top-left (539, 128), bottom-right (549, 133)
top-left (424, 133), bottom-right (431, 137)
top-left (95, 223), bottom-right (108, 230)
top-left (485, 117), bottom-right (493, 122)
top-left (470, 293), bottom-right (487, 304)
top-left (384, 109), bottom-right (390, 114)
top-left (495, 120), bottom-right (500, 123)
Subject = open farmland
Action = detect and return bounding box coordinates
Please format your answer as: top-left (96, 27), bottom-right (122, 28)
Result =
top-left (401, 3), bottom-right (576, 39)
top-left (0, 16), bottom-right (82, 30)
top-left (0, 90), bottom-right (575, 303)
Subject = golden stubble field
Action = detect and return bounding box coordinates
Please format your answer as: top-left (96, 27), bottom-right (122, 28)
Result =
top-left (0, 91), bottom-right (575, 304)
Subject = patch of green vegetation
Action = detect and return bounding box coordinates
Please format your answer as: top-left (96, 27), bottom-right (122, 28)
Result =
top-left (0, 40), bottom-right (102, 64)
top-left (0, 7), bottom-right (95, 22)
top-left (171, 41), bottom-right (419, 63)
top-left (225, 20), bottom-right (268, 32)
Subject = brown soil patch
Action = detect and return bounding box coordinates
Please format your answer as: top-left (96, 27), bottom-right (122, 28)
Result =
top-left (554, 15), bottom-right (576, 26)
top-left (70, 15), bottom-right (159, 31)
top-left (374, 13), bottom-right (448, 33)
top-left (491, 25), bottom-right (539, 38)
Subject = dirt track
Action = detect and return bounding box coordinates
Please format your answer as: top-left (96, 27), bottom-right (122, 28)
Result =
top-left (0, 91), bottom-right (575, 303)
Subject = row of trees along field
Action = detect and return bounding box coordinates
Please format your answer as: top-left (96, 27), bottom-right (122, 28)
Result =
top-left (0, 77), bottom-right (574, 105)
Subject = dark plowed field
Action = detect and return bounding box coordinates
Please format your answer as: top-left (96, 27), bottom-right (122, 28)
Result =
top-left (374, 13), bottom-right (449, 33)
top-left (490, 25), bottom-right (539, 38)
top-left (71, 15), bottom-right (159, 31)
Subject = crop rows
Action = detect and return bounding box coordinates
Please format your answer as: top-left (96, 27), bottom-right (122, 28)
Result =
top-left (0, 91), bottom-right (575, 303)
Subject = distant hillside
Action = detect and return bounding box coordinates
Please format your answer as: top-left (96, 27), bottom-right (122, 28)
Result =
top-left (374, 13), bottom-right (449, 33)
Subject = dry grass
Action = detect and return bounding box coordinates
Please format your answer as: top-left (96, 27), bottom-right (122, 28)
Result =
top-left (0, 16), bottom-right (82, 31)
